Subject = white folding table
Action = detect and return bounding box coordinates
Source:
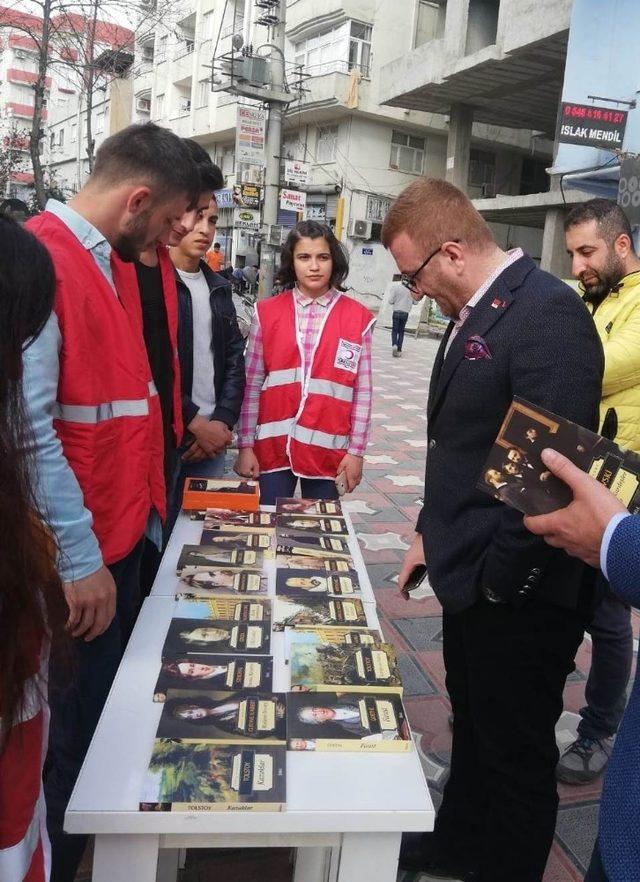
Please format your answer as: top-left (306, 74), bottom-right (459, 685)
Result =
top-left (65, 510), bottom-right (434, 882)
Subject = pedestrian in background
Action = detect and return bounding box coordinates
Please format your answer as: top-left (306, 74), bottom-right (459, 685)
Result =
top-left (205, 241), bottom-right (224, 273)
top-left (388, 273), bottom-right (414, 357)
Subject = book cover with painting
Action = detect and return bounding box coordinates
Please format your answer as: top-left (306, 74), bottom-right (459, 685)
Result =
top-left (275, 552), bottom-right (355, 573)
top-left (287, 626), bottom-right (383, 646)
top-left (275, 568), bottom-right (360, 597)
top-left (289, 641), bottom-right (402, 695)
top-left (287, 691), bottom-right (411, 753)
top-left (177, 567), bottom-right (268, 597)
top-left (162, 618), bottom-right (270, 657)
top-left (153, 654), bottom-right (273, 701)
top-left (157, 690), bottom-right (286, 744)
top-left (478, 396), bottom-right (640, 516)
top-left (275, 498), bottom-right (343, 517)
top-left (140, 741), bottom-right (286, 811)
top-left (202, 509), bottom-right (275, 528)
top-left (275, 534), bottom-right (351, 555)
top-left (176, 545), bottom-right (265, 574)
top-left (276, 514), bottom-right (348, 537)
top-left (172, 596), bottom-right (271, 625)
top-left (272, 596), bottom-right (369, 631)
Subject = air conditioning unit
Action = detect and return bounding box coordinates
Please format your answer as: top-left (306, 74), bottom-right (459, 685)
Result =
top-left (348, 218), bottom-right (372, 239)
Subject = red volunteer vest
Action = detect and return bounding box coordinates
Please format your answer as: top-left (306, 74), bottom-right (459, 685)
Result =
top-left (27, 211), bottom-right (166, 565)
top-left (112, 246), bottom-right (183, 446)
top-left (254, 290), bottom-right (374, 478)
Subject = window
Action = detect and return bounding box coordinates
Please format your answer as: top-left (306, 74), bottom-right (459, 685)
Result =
top-left (71, 122), bottom-right (77, 142)
top-left (294, 20), bottom-right (371, 77)
top-left (468, 148), bottom-right (495, 193)
top-left (202, 10), bottom-right (215, 40)
top-left (49, 130), bottom-right (55, 149)
top-left (58, 128), bottom-right (65, 147)
top-left (389, 130), bottom-right (425, 174)
top-left (316, 125), bottom-right (338, 163)
top-left (95, 110), bottom-right (105, 134)
top-left (221, 145), bottom-right (235, 176)
top-left (179, 97), bottom-right (191, 114)
top-left (348, 22), bottom-right (372, 77)
top-left (198, 80), bottom-right (209, 108)
top-left (157, 34), bottom-right (168, 62)
top-left (415, 0), bottom-right (445, 47)
top-left (155, 93), bottom-right (165, 118)
top-left (142, 44), bottom-right (154, 63)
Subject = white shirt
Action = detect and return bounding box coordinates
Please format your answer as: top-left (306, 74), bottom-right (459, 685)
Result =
top-left (388, 282), bottom-right (414, 314)
top-left (177, 268), bottom-right (216, 416)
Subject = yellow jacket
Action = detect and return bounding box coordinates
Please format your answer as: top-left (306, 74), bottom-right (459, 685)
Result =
top-left (590, 270), bottom-right (640, 453)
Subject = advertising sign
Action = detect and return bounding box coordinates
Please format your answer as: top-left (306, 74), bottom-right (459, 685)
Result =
top-left (234, 208), bottom-right (261, 231)
top-left (236, 105), bottom-right (266, 166)
top-left (284, 159), bottom-right (311, 187)
top-left (280, 188), bottom-right (306, 213)
top-left (232, 183), bottom-right (262, 209)
top-left (216, 188), bottom-right (235, 209)
top-left (557, 102), bottom-right (627, 149)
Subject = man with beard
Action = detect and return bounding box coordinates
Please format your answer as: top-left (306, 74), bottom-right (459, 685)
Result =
top-left (556, 200), bottom-right (640, 786)
top-left (23, 122), bottom-right (200, 882)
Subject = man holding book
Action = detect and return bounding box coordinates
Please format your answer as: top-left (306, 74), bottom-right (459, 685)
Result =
top-left (558, 199), bottom-right (640, 785)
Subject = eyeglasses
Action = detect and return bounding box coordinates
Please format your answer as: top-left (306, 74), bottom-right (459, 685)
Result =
top-left (400, 240), bottom-right (460, 294)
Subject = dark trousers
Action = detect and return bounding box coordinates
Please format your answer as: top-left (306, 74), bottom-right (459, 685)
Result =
top-left (46, 539), bottom-right (144, 882)
top-left (584, 840), bottom-right (609, 882)
top-left (259, 469), bottom-right (339, 506)
top-left (434, 596), bottom-right (584, 882)
top-left (391, 310), bottom-right (409, 350)
top-left (579, 583), bottom-right (633, 740)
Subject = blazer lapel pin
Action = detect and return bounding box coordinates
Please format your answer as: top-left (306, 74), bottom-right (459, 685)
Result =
top-left (464, 335), bottom-right (492, 360)
top-left (491, 298), bottom-right (507, 309)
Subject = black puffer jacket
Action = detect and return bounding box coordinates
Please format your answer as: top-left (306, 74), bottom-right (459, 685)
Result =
top-left (175, 260), bottom-right (246, 436)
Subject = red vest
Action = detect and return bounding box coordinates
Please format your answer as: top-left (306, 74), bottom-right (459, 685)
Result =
top-left (113, 246), bottom-right (183, 446)
top-left (27, 211), bottom-right (166, 565)
top-left (254, 290), bottom-right (374, 478)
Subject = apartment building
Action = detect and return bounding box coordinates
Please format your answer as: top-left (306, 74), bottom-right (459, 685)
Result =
top-left (142, 0), bottom-right (549, 298)
top-left (379, 0), bottom-right (589, 277)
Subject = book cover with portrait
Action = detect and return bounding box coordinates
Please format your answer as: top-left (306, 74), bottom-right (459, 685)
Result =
top-left (157, 690), bottom-right (286, 744)
top-left (172, 596), bottom-right (271, 625)
top-left (176, 544), bottom-right (265, 574)
top-left (275, 553), bottom-right (355, 573)
top-left (178, 567), bottom-right (268, 597)
top-left (275, 514), bottom-right (348, 537)
top-left (289, 641), bottom-right (402, 695)
top-left (140, 741), bottom-right (286, 812)
top-left (286, 691), bottom-right (411, 753)
top-left (478, 396), bottom-right (640, 516)
top-left (199, 530), bottom-right (273, 550)
top-left (202, 509), bottom-right (275, 529)
top-left (275, 568), bottom-right (360, 597)
top-left (275, 533), bottom-right (351, 555)
top-left (153, 654), bottom-right (273, 701)
top-left (272, 596), bottom-right (369, 631)
top-left (275, 498), bottom-right (343, 517)
top-left (162, 618), bottom-right (271, 658)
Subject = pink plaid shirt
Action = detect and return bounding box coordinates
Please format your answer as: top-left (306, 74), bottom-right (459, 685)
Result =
top-left (238, 288), bottom-right (373, 456)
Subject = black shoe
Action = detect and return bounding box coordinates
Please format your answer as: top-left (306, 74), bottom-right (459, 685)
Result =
top-left (399, 833), bottom-right (471, 878)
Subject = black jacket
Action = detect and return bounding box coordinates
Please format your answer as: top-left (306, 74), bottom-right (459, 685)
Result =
top-left (417, 255), bottom-right (604, 614)
top-left (175, 261), bottom-right (246, 435)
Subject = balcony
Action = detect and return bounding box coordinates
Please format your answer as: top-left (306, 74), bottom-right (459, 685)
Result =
top-left (287, 67), bottom-right (371, 123)
top-left (6, 102), bottom-right (48, 122)
top-left (8, 69), bottom-right (52, 89)
top-left (134, 65), bottom-right (154, 97)
top-left (172, 47), bottom-right (195, 86)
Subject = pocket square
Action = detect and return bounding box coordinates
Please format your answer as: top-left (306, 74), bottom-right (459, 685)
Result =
top-left (464, 335), bottom-right (492, 360)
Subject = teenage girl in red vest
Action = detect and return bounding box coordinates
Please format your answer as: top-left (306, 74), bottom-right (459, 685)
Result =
top-left (0, 217), bottom-right (68, 882)
top-left (235, 221), bottom-right (374, 505)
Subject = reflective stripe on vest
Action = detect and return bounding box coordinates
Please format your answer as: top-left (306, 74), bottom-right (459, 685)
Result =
top-left (261, 368), bottom-right (303, 390)
top-left (291, 424), bottom-right (349, 449)
top-left (54, 380), bottom-right (158, 424)
top-left (0, 786), bottom-right (45, 882)
top-left (306, 378), bottom-right (354, 403)
top-left (255, 418), bottom-right (295, 440)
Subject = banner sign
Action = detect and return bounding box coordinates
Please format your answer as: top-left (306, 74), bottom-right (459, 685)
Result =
top-left (232, 183), bottom-right (261, 209)
top-left (284, 159), bottom-right (311, 187)
top-left (280, 188), bottom-right (306, 213)
top-left (557, 102), bottom-right (628, 149)
top-left (234, 208), bottom-right (261, 231)
top-left (236, 106), bottom-right (266, 165)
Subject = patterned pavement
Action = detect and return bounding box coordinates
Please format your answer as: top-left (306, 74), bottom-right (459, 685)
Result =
top-left (348, 325), bottom-right (639, 882)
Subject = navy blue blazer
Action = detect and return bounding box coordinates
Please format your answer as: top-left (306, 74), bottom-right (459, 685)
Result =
top-left (417, 254), bottom-right (604, 613)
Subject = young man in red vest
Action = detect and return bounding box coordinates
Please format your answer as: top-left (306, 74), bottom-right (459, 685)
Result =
top-left (24, 123), bottom-right (200, 882)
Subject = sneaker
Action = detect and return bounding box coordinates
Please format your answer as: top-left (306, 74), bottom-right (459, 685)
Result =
top-left (556, 735), bottom-right (613, 784)
top-left (392, 345), bottom-right (399, 357)
top-left (397, 350), bottom-right (403, 358)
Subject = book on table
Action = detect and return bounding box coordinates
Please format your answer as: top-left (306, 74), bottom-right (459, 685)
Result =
top-left (182, 478), bottom-right (260, 512)
top-left (198, 530), bottom-right (273, 550)
top-left (287, 626), bottom-right (384, 646)
top-left (162, 618), bottom-right (271, 657)
top-left (157, 689), bottom-right (287, 744)
top-left (202, 509), bottom-right (275, 528)
top-left (275, 497), bottom-right (343, 516)
top-left (478, 395), bottom-right (640, 516)
top-left (272, 595), bottom-right (369, 631)
top-left (275, 567), bottom-right (361, 597)
top-left (275, 552), bottom-right (356, 572)
top-left (172, 596), bottom-right (271, 625)
top-left (289, 640), bottom-right (402, 695)
top-left (275, 533), bottom-right (351, 554)
top-left (177, 567), bottom-right (268, 597)
top-left (176, 544), bottom-right (266, 574)
top-left (140, 741), bottom-right (286, 812)
top-left (287, 691), bottom-right (411, 752)
top-left (153, 653), bottom-right (273, 701)
top-left (275, 514), bottom-right (348, 537)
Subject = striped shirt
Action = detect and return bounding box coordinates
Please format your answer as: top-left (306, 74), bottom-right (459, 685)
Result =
top-left (238, 288), bottom-right (373, 456)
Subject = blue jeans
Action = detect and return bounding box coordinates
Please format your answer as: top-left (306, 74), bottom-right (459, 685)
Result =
top-left (166, 448), bottom-right (227, 539)
top-left (579, 582), bottom-right (633, 740)
top-left (391, 310), bottom-right (409, 351)
top-left (46, 538), bottom-right (145, 882)
top-left (259, 469), bottom-right (340, 506)
top-left (584, 841), bottom-right (608, 882)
